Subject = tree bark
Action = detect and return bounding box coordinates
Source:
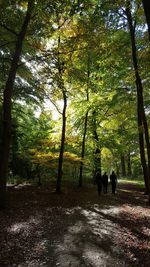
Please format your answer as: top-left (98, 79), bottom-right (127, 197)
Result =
top-left (142, 0), bottom-right (150, 41)
top-left (0, 0), bottom-right (34, 209)
top-left (116, 163), bottom-right (120, 177)
top-left (78, 55), bottom-right (90, 187)
top-left (137, 114), bottom-right (149, 193)
top-left (78, 111), bottom-right (88, 187)
top-left (127, 150), bottom-right (132, 177)
top-left (92, 111), bottom-right (101, 175)
top-left (126, 3), bottom-right (150, 201)
top-left (55, 32), bottom-right (68, 194)
top-left (56, 90), bottom-right (67, 193)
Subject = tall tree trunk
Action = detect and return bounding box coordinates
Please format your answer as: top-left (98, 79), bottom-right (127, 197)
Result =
top-left (127, 150), bottom-right (132, 177)
top-left (0, 1), bottom-right (34, 209)
top-left (78, 54), bottom-right (90, 187)
top-left (121, 154), bottom-right (126, 176)
top-left (94, 148), bottom-right (101, 175)
top-left (56, 90), bottom-right (67, 193)
top-left (78, 111), bottom-right (88, 187)
top-left (116, 163), bottom-right (120, 177)
top-left (93, 111), bottom-right (101, 175)
top-left (126, 3), bottom-right (150, 201)
top-left (55, 33), bottom-right (68, 194)
top-left (142, 107), bottom-right (150, 193)
top-left (142, 0), bottom-right (150, 41)
top-left (138, 114), bottom-right (149, 193)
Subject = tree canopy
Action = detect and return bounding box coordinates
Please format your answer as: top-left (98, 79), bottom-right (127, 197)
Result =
top-left (0, 0), bottom-right (150, 207)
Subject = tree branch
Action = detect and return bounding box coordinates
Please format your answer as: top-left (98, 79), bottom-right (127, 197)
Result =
top-left (46, 95), bottom-right (62, 115)
top-left (0, 41), bottom-right (15, 49)
top-left (0, 22), bottom-right (18, 36)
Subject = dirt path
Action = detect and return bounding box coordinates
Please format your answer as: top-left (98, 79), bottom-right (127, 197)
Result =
top-left (0, 182), bottom-right (150, 266)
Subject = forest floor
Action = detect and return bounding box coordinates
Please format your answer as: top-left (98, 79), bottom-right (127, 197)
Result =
top-left (0, 180), bottom-right (150, 267)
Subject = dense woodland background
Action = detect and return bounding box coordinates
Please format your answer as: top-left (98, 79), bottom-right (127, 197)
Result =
top-left (0, 0), bottom-right (150, 208)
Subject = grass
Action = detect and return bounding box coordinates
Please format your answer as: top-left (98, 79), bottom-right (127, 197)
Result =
top-left (7, 174), bottom-right (145, 190)
top-left (119, 176), bottom-right (144, 187)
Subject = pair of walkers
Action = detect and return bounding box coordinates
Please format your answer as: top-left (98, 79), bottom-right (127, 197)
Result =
top-left (95, 170), bottom-right (117, 195)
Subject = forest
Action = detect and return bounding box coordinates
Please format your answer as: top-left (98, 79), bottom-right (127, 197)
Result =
top-left (0, 0), bottom-right (150, 266)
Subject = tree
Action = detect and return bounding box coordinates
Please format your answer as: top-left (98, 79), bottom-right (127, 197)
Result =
top-left (142, 0), bottom-right (150, 40)
top-left (56, 66), bottom-right (67, 193)
top-left (99, 0), bottom-right (150, 195)
top-left (78, 55), bottom-right (90, 187)
top-left (0, 0), bottom-right (34, 209)
top-left (125, 1), bottom-right (150, 200)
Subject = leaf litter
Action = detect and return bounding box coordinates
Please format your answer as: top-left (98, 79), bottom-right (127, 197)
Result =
top-left (0, 182), bottom-right (149, 266)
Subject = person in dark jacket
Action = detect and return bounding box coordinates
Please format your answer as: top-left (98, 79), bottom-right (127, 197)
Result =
top-left (95, 170), bottom-right (102, 196)
top-left (110, 171), bottom-right (117, 194)
top-left (102, 172), bottom-right (108, 193)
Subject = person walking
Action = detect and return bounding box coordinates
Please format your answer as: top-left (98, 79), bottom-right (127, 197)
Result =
top-left (110, 171), bottom-right (117, 194)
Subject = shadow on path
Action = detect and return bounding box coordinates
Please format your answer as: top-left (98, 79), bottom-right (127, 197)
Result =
top-left (0, 182), bottom-right (149, 266)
